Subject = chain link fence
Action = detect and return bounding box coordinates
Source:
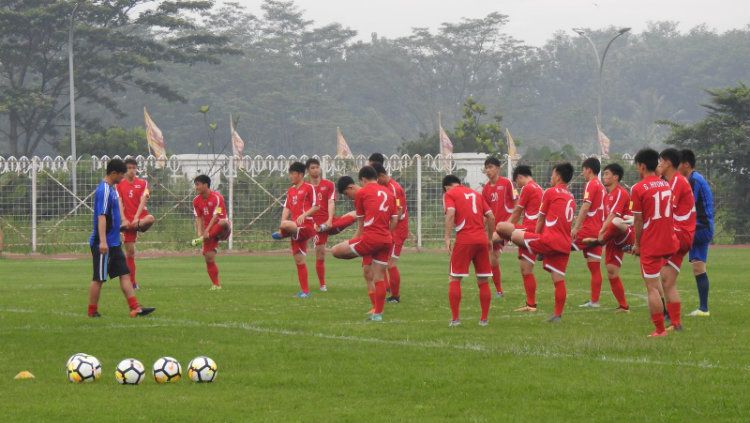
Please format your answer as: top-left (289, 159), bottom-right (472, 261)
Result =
top-left (0, 153), bottom-right (744, 254)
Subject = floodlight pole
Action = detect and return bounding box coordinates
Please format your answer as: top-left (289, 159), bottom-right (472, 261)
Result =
top-left (69, 3), bottom-right (79, 204)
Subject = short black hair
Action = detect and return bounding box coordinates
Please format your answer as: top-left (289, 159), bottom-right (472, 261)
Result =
top-left (336, 176), bottom-right (355, 194)
top-left (358, 165), bottom-right (378, 181)
top-left (603, 163), bottom-right (624, 181)
top-left (194, 174), bottom-right (211, 187)
top-left (680, 149), bottom-right (696, 168)
top-left (371, 162), bottom-right (388, 176)
top-left (124, 158), bottom-right (138, 167)
top-left (442, 174), bottom-right (461, 190)
top-left (553, 162), bottom-right (574, 183)
top-left (659, 148), bottom-right (681, 169)
top-left (634, 148), bottom-right (659, 172)
top-left (512, 165), bottom-right (532, 180)
top-left (484, 156), bottom-right (501, 167)
top-left (582, 157), bottom-right (601, 174)
top-left (305, 158), bottom-right (320, 169)
top-left (368, 153), bottom-right (385, 164)
top-left (289, 161), bottom-right (306, 174)
top-left (106, 159), bottom-right (126, 175)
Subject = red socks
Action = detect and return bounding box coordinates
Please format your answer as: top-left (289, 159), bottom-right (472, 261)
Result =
top-left (522, 273), bottom-right (537, 307)
top-left (206, 261), bottom-right (220, 286)
top-left (448, 280), bottom-right (461, 321)
top-left (296, 263), bottom-right (309, 294)
top-left (651, 312), bottom-right (666, 333)
top-left (666, 302), bottom-right (681, 327)
top-left (126, 256), bottom-right (137, 286)
top-left (478, 282), bottom-right (491, 321)
top-left (491, 265), bottom-right (502, 293)
top-left (126, 296), bottom-right (139, 311)
top-left (587, 261), bottom-right (602, 303)
top-left (87, 304), bottom-right (98, 316)
top-left (553, 280), bottom-right (566, 316)
top-left (388, 267), bottom-right (401, 297)
top-left (609, 277), bottom-right (628, 308)
top-left (329, 214), bottom-right (356, 235)
top-left (315, 260), bottom-right (326, 287)
top-left (374, 281), bottom-right (386, 314)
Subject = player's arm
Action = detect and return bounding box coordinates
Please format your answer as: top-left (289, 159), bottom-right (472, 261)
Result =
top-left (326, 196), bottom-right (335, 227)
top-left (354, 216), bottom-right (364, 238)
top-left (485, 212), bottom-right (496, 246)
top-left (389, 214), bottom-right (399, 232)
top-left (118, 194), bottom-right (130, 228)
top-left (133, 184), bottom-right (150, 225)
top-left (444, 207), bottom-right (455, 253)
top-left (572, 201), bottom-right (590, 237)
top-left (193, 203), bottom-right (204, 237)
top-left (97, 215), bottom-right (108, 253)
top-left (599, 212), bottom-right (616, 238)
top-left (632, 212), bottom-right (643, 256)
top-left (508, 205), bottom-right (523, 224)
top-left (280, 206), bottom-right (290, 224)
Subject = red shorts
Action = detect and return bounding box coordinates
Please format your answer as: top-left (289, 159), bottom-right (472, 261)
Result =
top-left (202, 222), bottom-right (232, 254)
top-left (514, 226), bottom-right (535, 263)
top-left (290, 224), bottom-right (316, 255)
top-left (522, 232), bottom-right (570, 276)
top-left (122, 212), bottom-right (152, 243)
top-left (667, 229), bottom-right (694, 271)
top-left (572, 234), bottom-right (603, 260)
top-left (640, 254), bottom-right (670, 279)
top-left (450, 243), bottom-right (492, 278)
top-left (349, 237), bottom-right (391, 266)
top-left (605, 226), bottom-right (634, 267)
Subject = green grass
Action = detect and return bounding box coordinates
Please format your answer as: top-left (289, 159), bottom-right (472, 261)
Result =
top-left (1, 249), bottom-right (749, 422)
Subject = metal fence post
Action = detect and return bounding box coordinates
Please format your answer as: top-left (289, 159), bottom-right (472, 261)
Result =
top-left (506, 154), bottom-right (513, 180)
top-left (31, 157), bottom-right (37, 253)
top-left (228, 163), bottom-right (235, 251)
top-left (416, 155), bottom-right (422, 249)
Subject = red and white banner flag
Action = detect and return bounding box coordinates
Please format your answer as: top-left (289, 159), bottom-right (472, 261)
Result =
top-left (439, 124), bottom-right (453, 156)
top-left (230, 114), bottom-right (245, 157)
top-left (597, 124), bottom-right (611, 157)
top-left (144, 107), bottom-right (166, 167)
top-left (336, 127), bottom-right (353, 158)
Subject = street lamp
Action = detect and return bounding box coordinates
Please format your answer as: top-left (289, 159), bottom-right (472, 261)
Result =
top-left (69, 3), bottom-right (79, 205)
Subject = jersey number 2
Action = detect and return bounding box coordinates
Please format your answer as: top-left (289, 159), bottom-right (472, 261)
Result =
top-left (377, 191), bottom-right (390, 212)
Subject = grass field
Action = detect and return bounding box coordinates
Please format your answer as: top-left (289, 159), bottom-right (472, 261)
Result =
top-left (1, 248), bottom-right (749, 422)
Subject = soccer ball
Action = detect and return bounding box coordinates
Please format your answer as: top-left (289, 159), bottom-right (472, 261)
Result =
top-left (153, 357), bottom-right (182, 384)
top-left (187, 356), bottom-right (217, 383)
top-left (66, 354), bottom-right (101, 383)
top-left (115, 358), bottom-right (145, 385)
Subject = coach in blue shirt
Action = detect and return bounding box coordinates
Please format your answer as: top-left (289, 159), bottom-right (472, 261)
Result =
top-left (679, 149), bottom-right (714, 317)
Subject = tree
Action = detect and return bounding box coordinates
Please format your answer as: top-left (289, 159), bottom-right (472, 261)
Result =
top-left (55, 126), bottom-right (147, 157)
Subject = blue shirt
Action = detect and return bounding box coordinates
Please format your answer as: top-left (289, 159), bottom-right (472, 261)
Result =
top-left (89, 180), bottom-right (122, 247)
top-left (688, 170), bottom-right (714, 233)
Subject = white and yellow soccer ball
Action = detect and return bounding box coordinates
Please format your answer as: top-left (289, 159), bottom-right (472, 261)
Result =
top-left (115, 358), bottom-right (145, 385)
top-left (153, 357), bottom-right (182, 384)
top-left (187, 356), bottom-right (217, 383)
top-left (66, 354), bottom-right (102, 383)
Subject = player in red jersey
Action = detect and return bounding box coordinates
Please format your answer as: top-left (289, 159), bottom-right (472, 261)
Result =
top-left (656, 148), bottom-right (696, 331)
top-left (273, 162), bottom-right (320, 298)
top-left (331, 166), bottom-right (398, 322)
top-left (630, 149), bottom-right (679, 337)
top-left (116, 158), bottom-right (155, 289)
top-left (571, 157), bottom-right (606, 308)
top-left (506, 165), bottom-right (543, 312)
top-left (481, 156), bottom-right (516, 298)
top-left (496, 162), bottom-right (576, 323)
top-left (191, 175), bottom-right (231, 290)
top-left (581, 163), bottom-right (631, 312)
top-left (306, 158), bottom-right (335, 292)
top-left (442, 174), bottom-right (495, 326)
top-left (371, 162), bottom-right (408, 304)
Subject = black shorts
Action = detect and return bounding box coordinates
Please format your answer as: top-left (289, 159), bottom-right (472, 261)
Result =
top-left (91, 245), bottom-right (130, 282)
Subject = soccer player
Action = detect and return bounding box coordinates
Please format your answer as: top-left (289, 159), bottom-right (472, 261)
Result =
top-left (481, 156), bottom-right (516, 298)
top-left (331, 166), bottom-right (398, 322)
top-left (87, 159), bottom-right (155, 318)
top-left (306, 158), bottom-right (335, 292)
top-left (191, 174), bottom-right (232, 290)
top-left (273, 162), bottom-right (319, 298)
top-left (443, 174), bottom-right (495, 326)
top-left (506, 165), bottom-right (543, 312)
top-left (371, 162), bottom-right (408, 303)
top-left (630, 148), bottom-right (679, 337)
top-left (678, 149), bottom-right (714, 317)
top-left (116, 158), bottom-right (155, 290)
top-left (571, 157), bottom-right (606, 308)
top-left (656, 148), bottom-right (696, 331)
top-left (496, 163), bottom-right (576, 323)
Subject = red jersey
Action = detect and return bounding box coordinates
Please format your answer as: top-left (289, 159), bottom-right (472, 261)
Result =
top-left (482, 176), bottom-right (516, 222)
top-left (581, 177), bottom-right (605, 233)
top-left (443, 185), bottom-right (492, 244)
top-left (670, 173), bottom-right (696, 236)
top-left (193, 191), bottom-right (227, 227)
top-left (604, 184), bottom-right (631, 218)
top-left (386, 178), bottom-right (408, 220)
top-left (284, 182), bottom-right (317, 223)
top-left (517, 179), bottom-right (543, 231)
top-left (311, 179), bottom-right (336, 224)
top-left (538, 183), bottom-right (576, 253)
top-left (116, 177), bottom-right (149, 220)
top-left (630, 175), bottom-right (678, 257)
top-left (355, 182), bottom-right (397, 244)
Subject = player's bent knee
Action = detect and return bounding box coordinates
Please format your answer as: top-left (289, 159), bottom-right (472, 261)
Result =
top-left (510, 230), bottom-right (526, 246)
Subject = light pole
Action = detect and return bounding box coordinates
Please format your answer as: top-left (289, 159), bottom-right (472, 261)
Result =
top-left (69, 3), bottom-right (79, 204)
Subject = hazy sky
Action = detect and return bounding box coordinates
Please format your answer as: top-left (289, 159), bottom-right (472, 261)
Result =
top-left (233, 0), bottom-right (749, 45)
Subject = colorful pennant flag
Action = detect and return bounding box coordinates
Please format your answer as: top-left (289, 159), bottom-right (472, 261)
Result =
top-left (596, 123), bottom-right (611, 157)
top-left (439, 124), bottom-right (453, 156)
top-left (506, 128), bottom-right (519, 159)
top-left (230, 114), bottom-right (245, 157)
top-left (336, 127), bottom-right (353, 158)
top-left (144, 107), bottom-right (166, 166)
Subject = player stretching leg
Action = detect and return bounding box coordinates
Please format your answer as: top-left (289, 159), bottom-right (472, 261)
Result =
top-left (191, 175), bottom-right (231, 290)
top-left (442, 175), bottom-right (495, 326)
top-left (571, 158), bottom-right (606, 308)
top-left (630, 149), bottom-right (679, 337)
top-left (272, 162), bottom-right (319, 298)
top-left (657, 148), bottom-right (696, 331)
top-left (482, 157), bottom-right (516, 298)
top-left (496, 163), bottom-right (576, 323)
top-left (87, 159), bottom-right (155, 318)
top-left (331, 166), bottom-right (398, 322)
top-left (506, 165), bottom-right (543, 312)
top-left (306, 158), bottom-right (336, 292)
top-left (678, 149), bottom-right (714, 317)
top-left (117, 158), bottom-right (155, 290)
